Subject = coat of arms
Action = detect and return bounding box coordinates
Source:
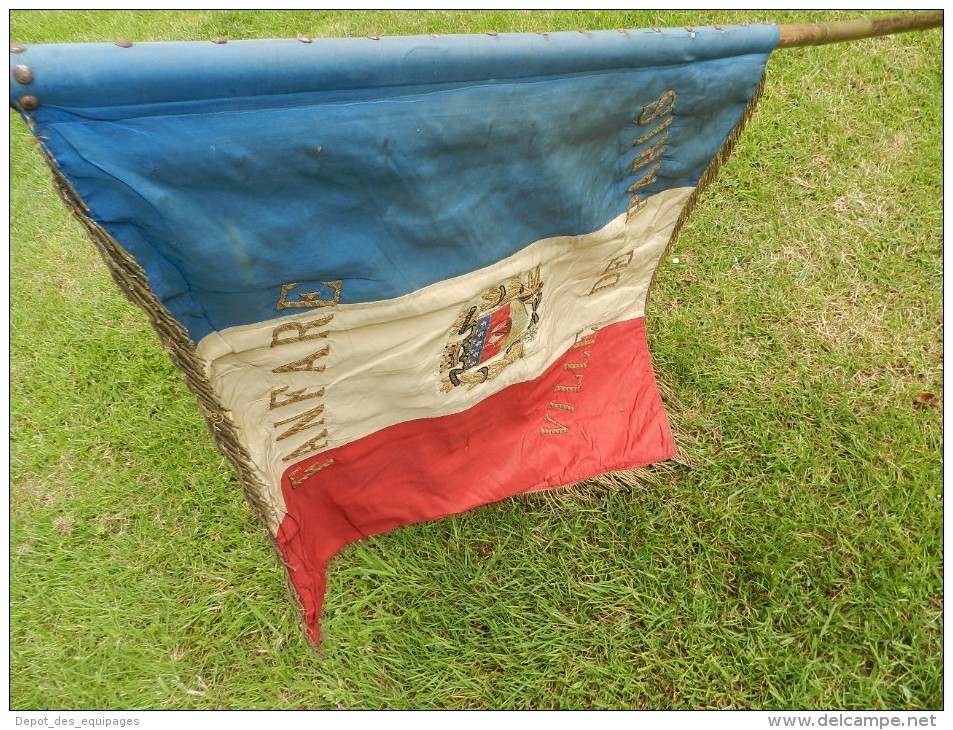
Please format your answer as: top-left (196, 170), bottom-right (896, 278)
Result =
top-left (440, 267), bottom-right (543, 391)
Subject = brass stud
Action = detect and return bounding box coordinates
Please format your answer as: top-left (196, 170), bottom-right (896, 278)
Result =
top-left (297, 34), bottom-right (312, 43)
top-left (10, 43), bottom-right (26, 54)
top-left (12, 64), bottom-right (33, 84)
top-left (18, 95), bottom-right (39, 111)
top-left (115, 38), bottom-right (133, 48)
top-left (211, 37), bottom-right (227, 44)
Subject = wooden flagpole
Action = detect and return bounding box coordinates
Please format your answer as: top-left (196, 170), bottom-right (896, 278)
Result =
top-left (777, 10), bottom-right (942, 48)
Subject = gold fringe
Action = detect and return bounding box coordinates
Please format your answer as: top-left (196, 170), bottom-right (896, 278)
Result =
top-left (38, 149), bottom-right (313, 645)
top-left (549, 70), bottom-right (768, 499)
top-left (647, 71), bottom-right (767, 302)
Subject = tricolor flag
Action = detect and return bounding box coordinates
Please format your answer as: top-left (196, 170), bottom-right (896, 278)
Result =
top-left (10, 25), bottom-right (778, 644)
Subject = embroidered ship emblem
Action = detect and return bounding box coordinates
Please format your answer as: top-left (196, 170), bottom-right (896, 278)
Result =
top-left (440, 267), bottom-right (543, 391)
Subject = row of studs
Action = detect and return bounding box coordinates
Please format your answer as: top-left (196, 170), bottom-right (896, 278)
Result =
top-left (11, 25), bottom-right (743, 53)
top-left (10, 25), bottom-right (753, 113)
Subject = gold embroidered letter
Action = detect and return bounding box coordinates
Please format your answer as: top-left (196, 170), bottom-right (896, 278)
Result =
top-left (626, 195), bottom-right (648, 219)
top-left (630, 132), bottom-right (669, 173)
top-left (270, 315), bottom-right (333, 347)
top-left (282, 430), bottom-right (330, 462)
top-left (627, 161), bottom-right (661, 193)
top-left (540, 415), bottom-right (569, 435)
top-left (269, 385), bottom-right (325, 411)
top-left (555, 374), bottom-right (585, 392)
top-left (634, 116), bottom-right (674, 146)
top-left (274, 403), bottom-right (326, 441)
top-left (589, 253), bottom-right (635, 295)
top-left (276, 281), bottom-right (342, 311)
top-left (604, 252), bottom-right (634, 274)
top-left (272, 345), bottom-right (330, 374)
top-left (573, 329), bottom-right (598, 349)
top-left (589, 272), bottom-right (620, 295)
top-left (288, 459), bottom-right (335, 488)
top-left (637, 90), bottom-right (676, 125)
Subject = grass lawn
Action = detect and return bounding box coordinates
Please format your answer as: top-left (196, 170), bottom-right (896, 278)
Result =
top-left (9, 10), bottom-right (942, 710)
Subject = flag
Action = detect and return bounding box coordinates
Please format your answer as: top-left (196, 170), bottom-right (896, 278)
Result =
top-left (10, 25), bottom-right (778, 645)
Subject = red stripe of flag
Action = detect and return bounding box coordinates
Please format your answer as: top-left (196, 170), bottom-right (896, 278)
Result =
top-left (276, 316), bottom-right (674, 644)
